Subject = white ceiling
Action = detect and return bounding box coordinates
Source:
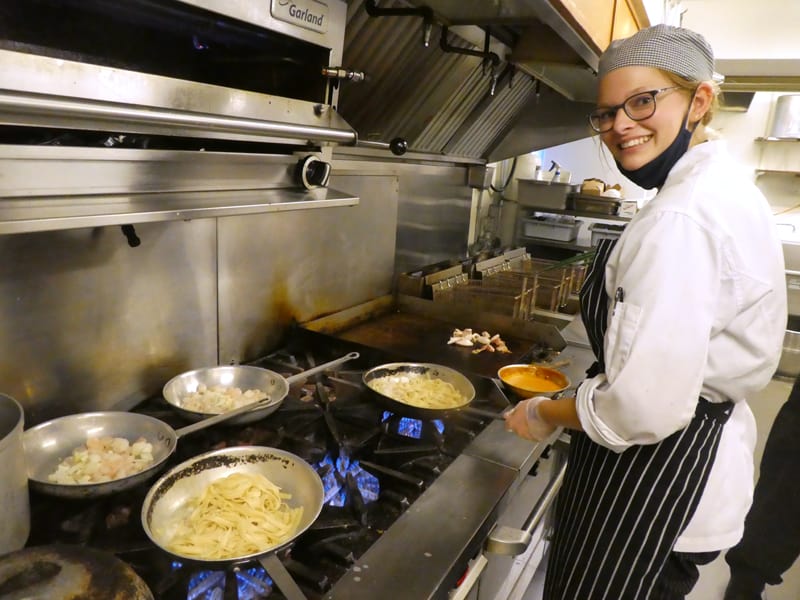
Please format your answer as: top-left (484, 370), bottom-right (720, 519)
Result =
top-left (678, 0), bottom-right (800, 79)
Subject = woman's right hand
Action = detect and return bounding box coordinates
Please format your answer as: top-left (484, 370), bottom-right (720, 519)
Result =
top-left (504, 396), bottom-right (557, 441)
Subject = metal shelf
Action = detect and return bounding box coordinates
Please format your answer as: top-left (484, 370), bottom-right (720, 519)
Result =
top-left (522, 206), bottom-right (630, 222)
top-left (0, 145), bottom-right (360, 235)
top-left (755, 137), bottom-right (800, 175)
top-left (756, 169), bottom-right (800, 176)
top-left (0, 187), bottom-right (359, 234)
top-left (517, 236), bottom-right (593, 252)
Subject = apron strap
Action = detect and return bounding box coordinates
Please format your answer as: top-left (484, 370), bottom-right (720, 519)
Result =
top-left (578, 238), bottom-right (618, 373)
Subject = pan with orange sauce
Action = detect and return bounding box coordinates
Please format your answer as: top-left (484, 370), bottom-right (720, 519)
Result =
top-left (497, 364), bottom-right (570, 399)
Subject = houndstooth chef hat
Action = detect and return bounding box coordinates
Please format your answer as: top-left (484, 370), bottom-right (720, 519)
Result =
top-left (598, 24), bottom-right (722, 83)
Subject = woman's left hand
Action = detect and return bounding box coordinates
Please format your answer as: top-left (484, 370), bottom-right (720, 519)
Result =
top-left (504, 396), bottom-right (557, 441)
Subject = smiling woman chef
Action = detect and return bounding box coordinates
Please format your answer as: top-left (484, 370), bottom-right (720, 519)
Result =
top-left (504, 24), bottom-right (787, 599)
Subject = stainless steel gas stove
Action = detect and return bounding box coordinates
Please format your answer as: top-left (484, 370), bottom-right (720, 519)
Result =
top-left (23, 325), bottom-right (589, 600)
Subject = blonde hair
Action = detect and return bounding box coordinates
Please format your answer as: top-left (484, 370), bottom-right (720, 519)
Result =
top-left (662, 71), bottom-right (720, 126)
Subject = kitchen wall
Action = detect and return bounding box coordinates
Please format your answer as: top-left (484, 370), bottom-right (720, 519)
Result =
top-left (0, 155), bottom-right (475, 426)
top-left (0, 187), bottom-right (395, 425)
top-left (489, 91), bottom-right (800, 248)
top-left (332, 150), bottom-right (477, 275)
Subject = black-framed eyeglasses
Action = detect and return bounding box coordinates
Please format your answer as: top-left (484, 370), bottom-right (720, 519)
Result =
top-left (588, 86), bottom-right (681, 133)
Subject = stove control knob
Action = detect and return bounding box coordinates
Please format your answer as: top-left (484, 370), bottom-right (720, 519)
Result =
top-left (296, 155), bottom-right (331, 190)
top-left (389, 137), bottom-right (408, 156)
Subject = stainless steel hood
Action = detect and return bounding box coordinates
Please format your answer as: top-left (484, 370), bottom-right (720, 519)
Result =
top-left (336, 0), bottom-right (619, 162)
top-left (716, 61), bottom-right (800, 114)
top-left (401, 0), bottom-right (602, 95)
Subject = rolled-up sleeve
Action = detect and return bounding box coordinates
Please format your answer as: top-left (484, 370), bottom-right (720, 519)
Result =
top-left (576, 210), bottom-right (723, 452)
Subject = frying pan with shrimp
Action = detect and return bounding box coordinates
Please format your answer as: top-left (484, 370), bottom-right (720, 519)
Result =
top-left (23, 352), bottom-right (360, 499)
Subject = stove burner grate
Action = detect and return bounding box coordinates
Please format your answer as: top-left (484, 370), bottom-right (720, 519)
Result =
top-left (187, 564), bottom-right (273, 600)
top-left (24, 332), bottom-right (511, 600)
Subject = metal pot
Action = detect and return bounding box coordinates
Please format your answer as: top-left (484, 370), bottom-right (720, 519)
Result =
top-left (769, 95), bottom-right (800, 139)
top-left (0, 393), bottom-right (29, 555)
top-left (0, 544), bottom-right (153, 599)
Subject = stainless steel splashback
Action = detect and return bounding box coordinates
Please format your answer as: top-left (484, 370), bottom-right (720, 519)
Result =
top-left (0, 154), bottom-right (479, 426)
top-left (1, 173), bottom-right (397, 426)
top-left (0, 220), bottom-right (219, 425)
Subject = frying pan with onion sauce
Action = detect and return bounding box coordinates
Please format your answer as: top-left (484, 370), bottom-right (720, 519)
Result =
top-left (362, 362), bottom-right (506, 421)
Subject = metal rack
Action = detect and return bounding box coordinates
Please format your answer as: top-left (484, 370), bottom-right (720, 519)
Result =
top-left (431, 252), bottom-right (586, 320)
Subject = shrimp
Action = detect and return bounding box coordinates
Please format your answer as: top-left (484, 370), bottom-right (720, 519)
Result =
top-left (47, 435), bottom-right (155, 485)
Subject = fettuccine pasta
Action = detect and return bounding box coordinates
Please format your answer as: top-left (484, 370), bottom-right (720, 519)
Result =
top-left (367, 372), bottom-right (466, 409)
top-left (164, 472), bottom-right (303, 559)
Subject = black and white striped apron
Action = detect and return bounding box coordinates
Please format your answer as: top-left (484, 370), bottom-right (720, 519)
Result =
top-left (543, 238), bottom-right (733, 600)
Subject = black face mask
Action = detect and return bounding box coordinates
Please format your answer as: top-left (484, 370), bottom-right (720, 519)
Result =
top-left (615, 98), bottom-right (696, 190)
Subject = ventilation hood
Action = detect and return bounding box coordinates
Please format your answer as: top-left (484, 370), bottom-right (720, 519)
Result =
top-left (335, 0), bottom-right (649, 162)
top-left (401, 0), bottom-right (603, 101)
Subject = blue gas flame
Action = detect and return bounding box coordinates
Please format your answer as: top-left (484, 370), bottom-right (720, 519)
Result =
top-left (317, 453), bottom-right (380, 507)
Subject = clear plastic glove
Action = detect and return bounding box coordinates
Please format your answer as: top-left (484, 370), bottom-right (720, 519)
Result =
top-left (503, 396), bottom-right (556, 442)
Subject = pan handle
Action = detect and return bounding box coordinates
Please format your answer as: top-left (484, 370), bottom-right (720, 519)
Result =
top-left (259, 553), bottom-right (309, 599)
top-left (284, 351), bottom-right (360, 384)
top-left (462, 406), bottom-right (506, 421)
top-left (173, 396), bottom-right (281, 438)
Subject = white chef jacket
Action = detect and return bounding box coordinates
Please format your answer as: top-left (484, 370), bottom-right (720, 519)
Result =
top-left (575, 139), bottom-right (787, 552)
